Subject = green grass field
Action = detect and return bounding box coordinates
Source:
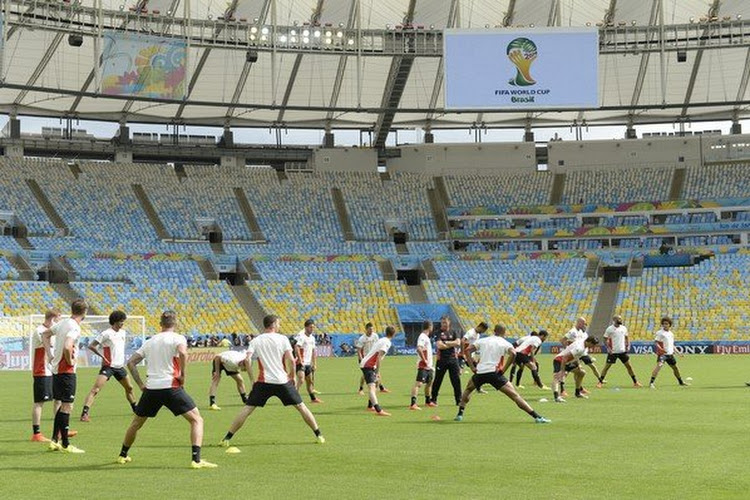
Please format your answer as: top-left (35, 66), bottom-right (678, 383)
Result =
top-left (1, 354), bottom-right (748, 499)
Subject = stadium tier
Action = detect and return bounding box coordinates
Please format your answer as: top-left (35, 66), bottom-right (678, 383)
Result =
top-left (683, 163), bottom-right (750, 199)
top-left (617, 251), bottom-right (750, 341)
top-left (561, 167), bottom-right (674, 204)
top-left (444, 172), bottom-right (553, 207)
top-left (0, 281), bottom-right (65, 317)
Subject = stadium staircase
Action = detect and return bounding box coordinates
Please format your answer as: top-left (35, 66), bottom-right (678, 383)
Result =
top-left (378, 260), bottom-right (397, 281)
top-left (396, 243), bottom-right (409, 254)
top-left (406, 285), bottom-right (429, 304)
top-left (550, 173), bottom-right (566, 205)
top-left (628, 257), bottom-right (644, 277)
top-left (50, 283), bottom-right (101, 315)
top-left (426, 188), bottom-right (450, 239)
top-left (229, 284), bottom-right (268, 331)
top-left (131, 184), bottom-right (170, 240)
top-left (7, 253), bottom-right (35, 281)
top-left (241, 259), bottom-right (263, 281)
top-left (276, 170), bottom-right (288, 183)
top-left (379, 171), bottom-right (391, 181)
top-left (584, 257), bottom-right (600, 278)
top-left (26, 179), bottom-right (69, 236)
top-left (433, 176), bottom-right (451, 207)
top-left (421, 260), bottom-right (439, 280)
top-left (669, 168), bottom-right (687, 200)
top-left (67, 162), bottom-right (82, 179)
top-left (13, 234), bottom-right (34, 250)
top-left (210, 240), bottom-right (225, 254)
top-left (331, 187), bottom-right (356, 241)
top-left (232, 187), bottom-right (266, 241)
top-left (196, 259), bottom-right (219, 281)
top-left (588, 280), bottom-right (621, 338)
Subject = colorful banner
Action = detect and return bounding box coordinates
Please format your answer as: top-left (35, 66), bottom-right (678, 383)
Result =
top-left (100, 31), bottom-right (186, 99)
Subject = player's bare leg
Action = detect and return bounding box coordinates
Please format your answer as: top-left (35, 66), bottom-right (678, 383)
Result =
top-left (117, 376), bottom-right (138, 411)
top-left (229, 373), bottom-right (248, 403)
top-left (524, 361), bottom-right (545, 388)
top-left (81, 374), bottom-right (108, 421)
top-left (367, 382), bottom-right (390, 416)
top-left (499, 382), bottom-right (548, 421)
top-left (305, 373), bottom-right (321, 403)
top-left (409, 381), bottom-right (423, 409)
top-left (574, 367), bottom-right (587, 398)
top-left (209, 358), bottom-right (223, 409)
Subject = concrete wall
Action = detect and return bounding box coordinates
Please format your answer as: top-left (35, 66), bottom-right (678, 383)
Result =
top-left (388, 143), bottom-right (537, 175)
top-left (313, 147), bottom-right (378, 172)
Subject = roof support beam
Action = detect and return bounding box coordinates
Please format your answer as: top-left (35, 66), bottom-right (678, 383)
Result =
top-left (629, 0), bottom-right (660, 110)
top-left (326, 0), bottom-right (360, 122)
top-left (275, 0), bottom-right (326, 124)
top-left (12, 32), bottom-right (64, 106)
top-left (733, 47), bottom-right (750, 115)
top-left (373, 0), bottom-right (418, 148)
top-left (681, 0), bottom-right (721, 118)
top-left (548, 0), bottom-right (561, 27)
top-left (603, 0), bottom-right (617, 26)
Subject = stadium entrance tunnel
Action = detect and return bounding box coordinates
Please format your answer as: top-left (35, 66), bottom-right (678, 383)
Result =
top-left (397, 269), bottom-right (422, 285)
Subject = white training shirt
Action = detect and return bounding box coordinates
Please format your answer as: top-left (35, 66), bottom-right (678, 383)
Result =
top-left (360, 337), bottom-right (392, 369)
top-left (416, 332), bottom-right (433, 370)
top-left (96, 327), bottom-right (128, 368)
top-left (555, 339), bottom-right (588, 362)
top-left (220, 350), bottom-right (248, 372)
top-left (136, 331), bottom-right (187, 390)
top-left (296, 334), bottom-right (316, 365)
top-left (474, 336), bottom-right (515, 374)
top-left (565, 327), bottom-right (588, 344)
top-left (515, 335), bottom-right (543, 356)
top-left (250, 333), bottom-right (293, 385)
top-left (50, 318), bottom-right (81, 375)
top-left (355, 333), bottom-right (379, 356)
top-left (463, 328), bottom-right (480, 347)
top-left (654, 329), bottom-right (675, 355)
top-left (32, 324), bottom-right (55, 377)
top-left (604, 324), bottom-right (629, 354)
top-left (514, 334), bottom-right (531, 347)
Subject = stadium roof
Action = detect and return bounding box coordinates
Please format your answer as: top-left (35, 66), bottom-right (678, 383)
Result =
top-left (3, 0), bottom-right (750, 142)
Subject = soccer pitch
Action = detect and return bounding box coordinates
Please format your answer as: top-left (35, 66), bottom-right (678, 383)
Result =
top-left (1, 355), bottom-right (748, 499)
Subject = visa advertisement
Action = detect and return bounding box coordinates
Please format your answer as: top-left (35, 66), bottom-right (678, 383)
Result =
top-left (444, 28), bottom-right (599, 109)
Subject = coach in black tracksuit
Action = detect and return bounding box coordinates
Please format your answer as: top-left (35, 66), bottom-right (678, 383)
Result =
top-left (431, 316), bottom-right (463, 406)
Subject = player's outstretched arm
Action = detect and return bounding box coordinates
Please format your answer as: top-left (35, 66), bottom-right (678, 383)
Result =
top-left (503, 351), bottom-right (516, 375)
top-left (127, 352), bottom-right (146, 391)
top-left (464, 346), bottom-right (477, 372)
top-left (176, 343), bottom-right (187, 386)
top-left (243, 357), bottom-right (255, 384)
top-left (88, 339), bottom-right (108, 364)
top-left (62, 335), bottom-right (75, 366)
top-left (283, 351), bottom-right (295, 380)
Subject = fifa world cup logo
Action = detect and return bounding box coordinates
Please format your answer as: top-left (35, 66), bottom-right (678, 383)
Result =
top-left (507, 38), bottom-right (537, 86)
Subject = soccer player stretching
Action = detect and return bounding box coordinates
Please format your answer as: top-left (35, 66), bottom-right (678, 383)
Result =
top-left (597, 315), bottom-right (641, 388)
top-left (360, 326), bottom-right (397, 416)
top-left (208, 349), bottom-right (254, 410)
top-left (117, 311), bottom-right (216, 468)
top-left (454, 327), bottom-right (549, 424)
top-left (513, 330), bottom-right (549, 389)
top-left (295, 319), bottom-right (321, 403)
top-left (561, 317), bottom-right (602, 395)
top-left (409, 321), bottom-right (436, 410)
top-left (649, 316), bottom-right (689, 388)
top-left (355, 322), bottom-right (388, 394)
top-left (220, 315), bottom-right (324, 450)
top-left (552, 337), bottom-right (599, 402)
top-left (43, 299), bottom-right (87, 454)
top-left (81, 310), bottom-right (137, 421)
top-left (30, 309), bottom-right (61, 442)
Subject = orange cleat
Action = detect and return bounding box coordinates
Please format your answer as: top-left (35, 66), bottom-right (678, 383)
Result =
top-left (408, 404), bottom-right (421, 411)
top-left (426, 402), bottom-right (438, 407)
top-left (31, 434), bottom-right (50, 442)
top-left (310, 399), bottom-right (324, 404)
top-left (633, 381), bottom-right (643, 388)
top-left (379, 388), bottom-right (391, 393)
top-left (375, 410), bottom-right (391, 417)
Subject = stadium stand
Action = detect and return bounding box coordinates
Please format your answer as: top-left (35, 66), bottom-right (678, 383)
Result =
top-left (561, 167), bottom-right (673, 204)
top-left (0, 280), bottom-right (65, 317)
top-left (683, 164), bottom-right (750, 199)
top-left (444, 172), bottom-right (553, 207)
top-left (0, 158), bottom-right (58, 234)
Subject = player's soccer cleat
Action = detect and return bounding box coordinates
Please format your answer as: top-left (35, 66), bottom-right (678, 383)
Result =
top-left (31, 434), bottom-right (49, 442)
top-left (47, 441), bottom-right (62, 452)
top-left (554, 397), bottom-right (566, 403)
top-left (68, 430), bottom-right (78, 438)
top-left (366, 407), bottom-right (377, 412)
top-left (80, 414), bottom-right (90, 422)
top-left (379, 388), bottom-right (391, 393)
top-left (580, 387), bottom-right (590, 395)
top-left (357, 390), bottom-right (365, 396)
top-left (650, 383), bottom-right (656, 389)
top-left (477, 388), bottom-right (488, 394)
top-left (312, 389), bottom-right (322, 394)
top-left (218, 439), bottom-right (231, 448)
top-left (540, 385), bottom-right (551, 391)
top-left (191, 460), bottom-right (218, 469)
top-left (408, 404), bottom-right (421, 411)
top-left (633, 381), bottom-right (643, 388)
top-left (454, 415), bottom-right (463, 422)
top-left (426, 402), bottom-right (438, 407)
top-left (209, 404), bottom-right (222, 411)
top-left (316, 435), bottom-right (326, 444)
top-left (310, 399), bottom-right (324, 404)
top-left (679, 382), bottom-right (691, 387)
top-left (560, 390), bottom-right (569, 397)
top-left (516, 384), bottom-right (526, 390)
top-left (60, 444), bottom-right (85, 454)
top-left (116, 456), bottom-right (132, 464)
top-left (534, 416), bottom-right (551, 424)
top-left (375, 410), bottom-right (391, 417)
top-left (596, 382), bottom-right (604, 389)
top-left (575, 393), bottom-right (589, 400)
top-left (225, 446), bottom-right (242, 454)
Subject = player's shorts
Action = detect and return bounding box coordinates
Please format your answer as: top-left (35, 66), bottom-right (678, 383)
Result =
top-left (515, 353), bottom-right (533, 365)
top-left (246, 381), bottom-right (303, 407)
top-left (416, 368), bottom-right (434, 384)
top-left (606, 352), bottom-right (630, 364)
top-left (212, 360), bottom-right (238, 376)
top-left (33, 375), bottom-right (53, 403)
top-left (99, 366), bottom-right (128, 381)
top-left (658, 354), bottom-right (677, 366)
top-left (296, 364), bottom-right (314, 377)
top-left (580, 355), bottom-right (595, 365)
top-left (553, 360), bottom-right (578, 373)
top-left (361, 367), bottom-right (378, 385)
top-left (471, 372), bottom-right (510, 391)
top-left (135, 388), bottom-right (196, 417)
top-left (52, 373), bottom-right (77, 403)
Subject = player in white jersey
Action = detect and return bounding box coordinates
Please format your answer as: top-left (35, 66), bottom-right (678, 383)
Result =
top-left (208, 349), bottom-right (253, 410)
top-left (359, 326), bottom-right (397, 416)
top-left (649, 316), bottom-right (689, 388)
top-left (219, 315), bottom-right (325, 450)
top-left (80, 310), bottom-right (137, 421)
top-left (513, 330), bottom-right (549, 389)
top-left (561, 317), bottom-right (602, 395)
top-left (597, 315), bottom-right (641, 388)
top-left (454, 328), bottom-right (550, 424)
top-left (117, 311), bottom-right (216, 468)
top-left (409, 321), bottom-right (436, 410)
top-left (355, 322), bottom-right (388, 394)
top-left (552, 337), bottom-right (599, 402)
top-left (461, 322), bottom-right (488, 389)
top-left (30, 309), bottom-right (61, 442)
top-left (42, 299), bottom-right (87, 454)
top-left (295, 319), bottom-right (322, 403)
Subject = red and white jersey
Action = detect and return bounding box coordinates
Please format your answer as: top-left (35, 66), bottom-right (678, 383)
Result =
top-left (355, 333), bottom-right (379, 356)
top-left (250, 333), bottom-right (293, 385)
top-left (296, 334), bottom-right (316, 365)
top-left (96, 328), bottom-right (127, 368)
top-left (474, 336), bottom-right (514, 374)
top-left (136, 331), bottom-right (187, 389)
top-left (416, 332), bottom-right (433, 369)
top-left (514, 335), bottom-right (531, 347)
top-left (463, 328), bottom-right (480, 347)
top-left (564, 327), bottom-right (588, 344)
top-left (515, 335), bottom-right (543, 356)
top-left (220, 350), bottom-right (248, 372)
top-left (360, 337), bottom-right (392, 369)
top-left (654, 329), bottom-right (675, 355)
top-left (555, 339), bottom-right (587, 362)
top-left (31, 324), bottom-right (54, 377)
top-left (604, 324), bottom-right (628, 354)
top-left (50, 318), bottom-right (81, 375)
